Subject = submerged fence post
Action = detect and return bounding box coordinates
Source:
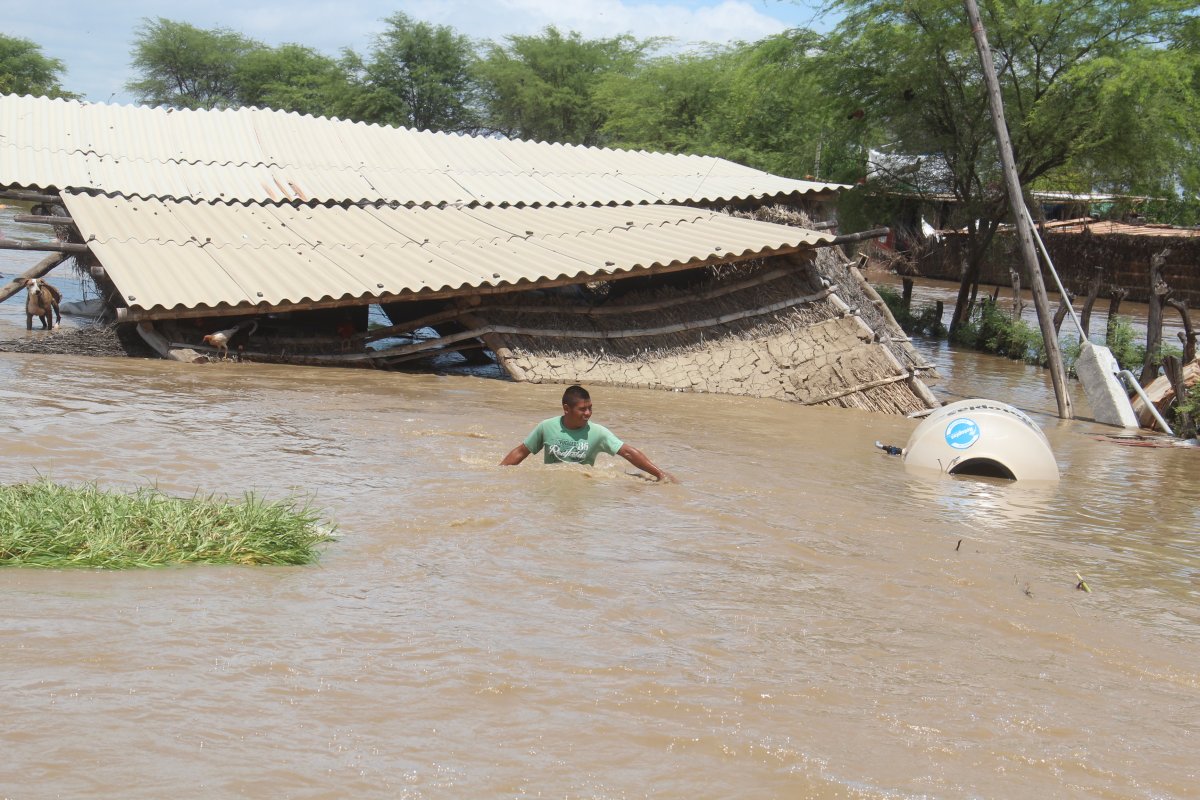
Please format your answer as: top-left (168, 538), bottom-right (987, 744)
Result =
top-left (1141, 248), bottom-right (1172, 385)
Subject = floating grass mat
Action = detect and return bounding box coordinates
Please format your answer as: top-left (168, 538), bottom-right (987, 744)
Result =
top-left (0, 480), bottom-right (334, 569)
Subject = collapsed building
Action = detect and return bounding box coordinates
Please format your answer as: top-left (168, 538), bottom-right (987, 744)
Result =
top-left (0, 94), bottom-right (937, 414)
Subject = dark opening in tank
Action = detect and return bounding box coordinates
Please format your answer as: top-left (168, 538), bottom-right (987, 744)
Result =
top-left (949, 458), bottom-right (1017, 480)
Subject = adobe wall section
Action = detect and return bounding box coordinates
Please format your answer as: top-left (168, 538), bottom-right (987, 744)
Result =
top-left (474, 254), bottom-right (938, 415)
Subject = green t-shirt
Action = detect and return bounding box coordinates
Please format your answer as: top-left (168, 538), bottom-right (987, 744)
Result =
top-left (523, 417), bottom-right (624, 465)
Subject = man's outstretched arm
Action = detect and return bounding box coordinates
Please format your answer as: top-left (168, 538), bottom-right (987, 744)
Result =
top-left (617, 444), bottom-right (677, 483)
top-left (500, 443), bottom-right (531, 466)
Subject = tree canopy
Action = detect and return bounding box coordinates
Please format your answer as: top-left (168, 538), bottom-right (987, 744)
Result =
top-left (475, 27), bottom-right (656, 145)
top-left (12, 7), bottom-right (1196, 232)
top-left (234, 43), bottom-right (352, 116)
top-left (824, 0), bottom-right (1200, 332)
top-left (342, 13), bottom-right (479, 132)
top-left (0, 34), bottom-right (76, 99)
top-left (127, 18), bottom-right (262, 109)
top-left (596, 31), bottom-right (861, 182)
top-left (596, 47), bottom-right (732, 153)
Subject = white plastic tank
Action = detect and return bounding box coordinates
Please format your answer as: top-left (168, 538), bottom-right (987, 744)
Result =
top-left (902, 399), bottom-right (1059, 482)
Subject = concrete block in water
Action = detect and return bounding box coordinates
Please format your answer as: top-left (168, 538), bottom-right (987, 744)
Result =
top-left (1076, 342), bottom-right (1139, 429)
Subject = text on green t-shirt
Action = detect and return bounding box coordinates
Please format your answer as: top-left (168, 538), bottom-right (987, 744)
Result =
top-left (523, 417), bottom-right (624, 465)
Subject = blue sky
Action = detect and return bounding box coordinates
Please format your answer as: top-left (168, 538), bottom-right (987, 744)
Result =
top-left (7, 0), bottom-right (835, 104)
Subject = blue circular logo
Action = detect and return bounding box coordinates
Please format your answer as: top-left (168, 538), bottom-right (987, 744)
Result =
top-left (945, 418), bottom-right (980, 450)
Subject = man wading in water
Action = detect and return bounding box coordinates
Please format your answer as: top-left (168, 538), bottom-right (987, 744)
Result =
top-left (500, 385), bottom-right (676, 482)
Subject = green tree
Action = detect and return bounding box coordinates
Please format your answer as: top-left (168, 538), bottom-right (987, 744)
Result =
top-left (1053, 45), bottom-right (1200, 223)
top-left (597, 32), bottom-right (859, 183)
top-left (597, 48), bottom-right (731, 154)
top-left (476, 27), bottom-right (656, 145)
top-left (0, 34), bottom-right (77, 98)
top-left (235, 43), bottom-right (357, 117)
top-left (709, 30), bottom-right (861, 181)
top-left (127, 18), bottom-right (264, 109)
top-left (346, 12), bottom-right (479, 131)
top-left (825, 0), bottom-right (1196, 336)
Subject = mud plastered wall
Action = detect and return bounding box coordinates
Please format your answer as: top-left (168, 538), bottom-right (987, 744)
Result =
top-left (478, 258), bottom-right (935, 415)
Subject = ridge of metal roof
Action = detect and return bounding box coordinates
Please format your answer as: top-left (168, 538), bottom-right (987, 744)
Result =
top-left (61, 193), bottom-right (836, 319)
top-left (2, 94), bottom-right (847, 206)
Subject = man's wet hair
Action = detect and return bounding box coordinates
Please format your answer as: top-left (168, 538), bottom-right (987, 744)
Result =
top-left (562, 384), bottom-right (590, 406)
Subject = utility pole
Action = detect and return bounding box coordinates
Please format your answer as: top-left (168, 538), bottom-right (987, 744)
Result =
top-left (962, 0), bottom-right (1073, 419)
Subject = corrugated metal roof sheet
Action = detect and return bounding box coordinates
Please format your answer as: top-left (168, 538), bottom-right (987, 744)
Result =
top-left (2, 94), bottom-right (845, 206)
top-left (61, 193), bottom-right (834, 318)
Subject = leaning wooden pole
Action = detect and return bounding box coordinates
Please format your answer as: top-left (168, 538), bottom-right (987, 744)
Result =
top-left (963, 0), bottom-right (1072, 419)
top-left (0, 251), bottom-right (70, 304)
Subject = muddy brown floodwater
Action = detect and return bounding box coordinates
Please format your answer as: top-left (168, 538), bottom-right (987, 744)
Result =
top-left (2, 241), bottom-right (1199, 797)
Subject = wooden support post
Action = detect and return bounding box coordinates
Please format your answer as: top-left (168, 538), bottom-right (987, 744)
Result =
top-left (1080, 266), bottom-right (1102, 339)
top-left (964, 0), bottom-right (1072, 419)
top-left (1053, 289), bottom-right (1074, 336)
top-left (901, 277), bottom-right (914, 311)
top-left (1140, 248), bottom-right (1171, 386)
top-left (1106, 288), bottom-right (1127, 339)
top-left (0, 251), bottom-right (69, 303)
top-left (1166, 298), bottom-right (1196, 363)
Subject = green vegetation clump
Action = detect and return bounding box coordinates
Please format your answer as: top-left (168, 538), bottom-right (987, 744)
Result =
top-left (1061, 335), bottom-right (1083, 377)
top-left (1104, 314), bottom-right (1183, 375)
top-left (0, 34), bottom-right (78, 98)
top-left (876, 285), bottom-right (946, 337)
top-left (1105, 315), bottom-right (1146, 373)
top-left (0, 481), bottom-right (333, 569)
top-left (1171, 389), bottom-right (1200, 439)
top-left (949, 300), bottom-right (1046, 364)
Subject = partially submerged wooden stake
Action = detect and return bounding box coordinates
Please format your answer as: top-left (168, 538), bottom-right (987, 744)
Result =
top-left (1141, 248), bottom-right (1172, 385)
top-left (1166, 297), bottom-right (1196, 363)
top-left (1080, 265), bottom-right (1103, 338)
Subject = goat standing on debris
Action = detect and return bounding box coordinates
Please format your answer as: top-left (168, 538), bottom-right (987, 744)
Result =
top-left (24, 278), bottom-right (62, 330)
